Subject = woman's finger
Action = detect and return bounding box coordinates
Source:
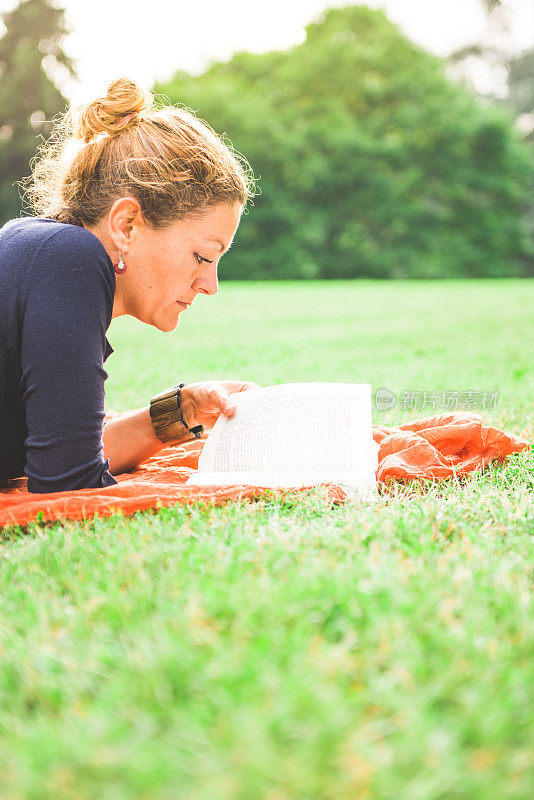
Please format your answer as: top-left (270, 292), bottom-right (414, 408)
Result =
top-left (222, 380), bottom-right (261, 394)
top-left (207, 385), bottom-right (236, 417)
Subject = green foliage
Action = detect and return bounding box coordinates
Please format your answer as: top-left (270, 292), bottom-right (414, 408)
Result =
top-left (507, 47), bottom-right (534, 259)
top-left (157, 5), bottom-right (534, 279)
top-left (0, 0), bottom-right (73, 225)
top-left (509, 47), bottom-right (534, 118)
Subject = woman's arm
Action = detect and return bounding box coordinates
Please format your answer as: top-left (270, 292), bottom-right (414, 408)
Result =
top-left (103, 406), bottom-right (164, 474)
top-left (103, 381), bottom-right (259, 475)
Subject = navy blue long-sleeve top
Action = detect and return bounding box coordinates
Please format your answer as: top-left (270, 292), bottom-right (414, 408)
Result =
top-left (0, 216), bottom-right (118, 493)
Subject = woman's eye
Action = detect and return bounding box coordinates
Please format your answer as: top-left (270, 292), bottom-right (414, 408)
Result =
top-left (194, 253), bottom-right (213, 265)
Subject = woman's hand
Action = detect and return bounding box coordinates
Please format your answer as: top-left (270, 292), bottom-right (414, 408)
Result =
top-left (179, 380), bottom-right (260, 431)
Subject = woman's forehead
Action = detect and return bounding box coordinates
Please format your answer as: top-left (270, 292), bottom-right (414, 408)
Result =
top-left (180, 202), bottom-right (242, 245)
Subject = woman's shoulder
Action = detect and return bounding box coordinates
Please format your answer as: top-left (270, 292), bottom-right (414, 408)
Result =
top-left (1, 216), bottom-right (115, 313)
top-left (1, 216), bottom-right (114, 287)
top-left (1, 216), bottom-right (110, 261)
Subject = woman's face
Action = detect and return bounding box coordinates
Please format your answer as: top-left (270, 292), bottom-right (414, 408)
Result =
top-left (114, 201), bottom-right (242, 331)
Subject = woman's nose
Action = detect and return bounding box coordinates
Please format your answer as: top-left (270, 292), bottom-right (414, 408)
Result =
top-left (193, 263), bottom-right (218, 296)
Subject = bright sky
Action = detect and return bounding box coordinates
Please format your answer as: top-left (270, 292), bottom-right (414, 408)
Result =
top-left (1, 0), bottom-right (534, 104)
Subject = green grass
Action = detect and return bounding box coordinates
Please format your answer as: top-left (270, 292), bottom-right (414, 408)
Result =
top-left (1, 279), bottom-right (533, 800)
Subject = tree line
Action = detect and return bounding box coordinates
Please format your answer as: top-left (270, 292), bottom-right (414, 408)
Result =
top-left (1, 1), bottom-right (533, 278)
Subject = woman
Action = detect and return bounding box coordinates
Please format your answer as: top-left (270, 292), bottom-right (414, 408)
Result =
top-left (0, 78), bottom-right (258, 493)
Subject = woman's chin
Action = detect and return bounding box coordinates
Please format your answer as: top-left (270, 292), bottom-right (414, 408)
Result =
top-left (136, 303), bottom-right (182, 332)
top-left (154, 307), bottom-right (181, 332)
top-left (156, 318), bottom-right (179, 333)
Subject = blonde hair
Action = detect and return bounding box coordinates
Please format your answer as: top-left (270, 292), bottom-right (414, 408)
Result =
top-left (24, 77), bottom-right (255, 227)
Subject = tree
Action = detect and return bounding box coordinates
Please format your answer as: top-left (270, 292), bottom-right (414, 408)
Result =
top-left (157, 6), bottom-right (534, 280)
top-left (445, 0), bottom-right (534, 274)
top-left (0, 0), bottom-right (74, 225)
top-left (509, 48), bottom-right (534, 141)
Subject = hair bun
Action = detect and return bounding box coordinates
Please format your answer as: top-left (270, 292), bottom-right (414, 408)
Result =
top-left (74, 77), bottom-right (152, 142)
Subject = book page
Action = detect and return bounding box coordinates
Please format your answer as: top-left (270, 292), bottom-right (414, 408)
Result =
top-left (186, 383), bottom-right (377, 500)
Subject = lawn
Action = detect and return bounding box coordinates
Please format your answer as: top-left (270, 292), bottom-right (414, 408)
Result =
top-left (0, 279), bottom-right (533, 800)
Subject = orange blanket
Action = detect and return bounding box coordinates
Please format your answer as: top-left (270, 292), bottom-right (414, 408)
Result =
top-left (0, 412), bottom-right (529, 529)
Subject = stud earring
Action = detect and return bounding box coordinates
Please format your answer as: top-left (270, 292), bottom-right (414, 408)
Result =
top-left (114, 247), bottom-right (128, 275)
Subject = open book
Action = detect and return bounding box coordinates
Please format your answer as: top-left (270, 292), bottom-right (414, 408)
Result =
top-left (185, 383), bottom-right (378, 501)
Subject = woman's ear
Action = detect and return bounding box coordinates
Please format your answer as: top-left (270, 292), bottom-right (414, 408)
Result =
top-left (107, 196), bottom-right (143, 249)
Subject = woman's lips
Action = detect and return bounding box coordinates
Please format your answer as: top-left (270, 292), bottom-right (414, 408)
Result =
top-left (176, 301), bottom-right (188, 309)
